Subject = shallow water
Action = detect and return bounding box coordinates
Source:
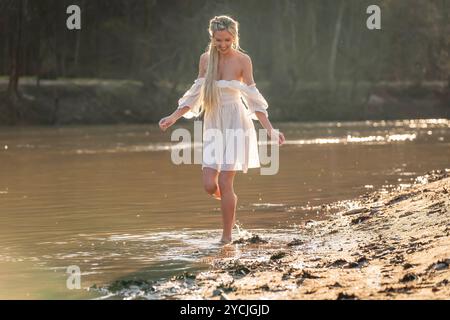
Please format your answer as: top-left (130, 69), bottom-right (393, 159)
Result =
top-left (0, 119), bottom-right (449, 299)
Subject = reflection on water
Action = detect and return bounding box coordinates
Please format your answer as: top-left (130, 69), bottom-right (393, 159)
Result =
top-left (0, 119), bottom-right (449, 299)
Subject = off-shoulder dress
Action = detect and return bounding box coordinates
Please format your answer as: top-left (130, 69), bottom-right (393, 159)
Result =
top-left (177, 77), bottom-right (269, 173)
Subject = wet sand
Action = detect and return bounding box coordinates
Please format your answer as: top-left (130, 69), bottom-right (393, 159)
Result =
top-left (146, 169), bottom-right (449, 300)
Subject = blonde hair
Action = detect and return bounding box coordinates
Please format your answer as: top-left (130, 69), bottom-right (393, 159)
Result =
top-left (201, 15), bottom-right (244, 119)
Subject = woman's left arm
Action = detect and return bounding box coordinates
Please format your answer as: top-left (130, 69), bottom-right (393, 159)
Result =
top-left (242, 55), bottom-right (285, 145)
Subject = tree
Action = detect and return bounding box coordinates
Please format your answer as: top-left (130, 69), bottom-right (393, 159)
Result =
top-left (7, 0), bottom-right (25, 102)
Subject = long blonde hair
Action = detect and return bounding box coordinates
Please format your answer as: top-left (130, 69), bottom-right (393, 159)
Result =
top-left (202, 15), bottom-right (244, 118)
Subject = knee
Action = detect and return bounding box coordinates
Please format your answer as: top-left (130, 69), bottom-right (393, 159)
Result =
top-left (218, 179), bottom-right (233, 195)
top-left (218, 180), bottom-right (227, 193)
top-left (203, 181), bottom-right (218, 195)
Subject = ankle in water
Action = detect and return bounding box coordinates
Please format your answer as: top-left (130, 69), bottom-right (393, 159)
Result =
top-left (220, 236), bottom-right (232, 244)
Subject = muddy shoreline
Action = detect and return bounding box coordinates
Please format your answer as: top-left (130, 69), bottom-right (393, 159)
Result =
top-left (95, 169), bottom-right (449, 300)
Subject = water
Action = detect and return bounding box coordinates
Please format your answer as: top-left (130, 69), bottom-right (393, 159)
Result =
top-left (0, 119), bottom-right (449, 299)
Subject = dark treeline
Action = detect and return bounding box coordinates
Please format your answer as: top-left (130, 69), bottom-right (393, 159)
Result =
top-left (0, 0), bottom-right (449, 125)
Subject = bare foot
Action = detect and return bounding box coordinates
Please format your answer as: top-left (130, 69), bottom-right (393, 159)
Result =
top-left (219, 237), bottom-right (232, 245)
top-left (211, 186), bottom-right (221, 200)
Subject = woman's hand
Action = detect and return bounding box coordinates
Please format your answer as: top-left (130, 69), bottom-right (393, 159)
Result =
top-left (268, 129), bottom-right (286, 145)
top-left (253, 112), bottom-right (285, 146)
top-left (159, 116), bottom-right (176, 132)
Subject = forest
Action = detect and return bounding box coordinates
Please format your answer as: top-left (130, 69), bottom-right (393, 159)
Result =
top-left (0, 0), bottom-right (449, 125)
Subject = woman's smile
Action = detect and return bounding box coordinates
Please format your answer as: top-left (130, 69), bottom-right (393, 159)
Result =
top-left (214, 30), bottom-right (233, 54)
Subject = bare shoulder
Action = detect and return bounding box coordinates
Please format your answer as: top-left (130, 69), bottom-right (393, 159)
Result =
top-left (237, 52), bottom-right (252, 67)
top-left (200, 52), bottom-right (210, 64)
top-left (198, 52), bottom-right (209, 77)
top-left (238, 52), bottom-right (255, 85)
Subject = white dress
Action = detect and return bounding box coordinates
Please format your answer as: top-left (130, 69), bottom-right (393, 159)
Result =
top-left (177, 77), bottom-right (269, 173)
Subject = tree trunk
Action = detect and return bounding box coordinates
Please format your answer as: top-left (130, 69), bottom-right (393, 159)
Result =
top-left (272, 0), bottom-right (289, 87)
top-left (35, 26), bottom-right (41, 87)
top-left (73, 0), bottom-right (85, 76)
top-left (308, 2), bottom-right (317, 49)
top-left (328, 0), bottom-right (346, 90)
top-left (8, 0), bottom-right (24, 102)
top-left (74, 24), bottom-right (81, 76)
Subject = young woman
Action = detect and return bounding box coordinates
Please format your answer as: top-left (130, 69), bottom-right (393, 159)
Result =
top-left (159, 15), bottom-right (285, 244)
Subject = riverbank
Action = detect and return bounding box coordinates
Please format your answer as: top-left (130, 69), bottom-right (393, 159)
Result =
top-left (1, 78), bottom-right (448, 125)
top-left (133, 169), bottom-right (449, 300)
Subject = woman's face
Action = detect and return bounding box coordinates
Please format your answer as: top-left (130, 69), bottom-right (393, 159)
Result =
top-left (213, 30), bottom-right (234, 54)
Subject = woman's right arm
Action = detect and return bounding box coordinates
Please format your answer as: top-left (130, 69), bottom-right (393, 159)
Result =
top-left (159, 54), bottom-right (207, 131)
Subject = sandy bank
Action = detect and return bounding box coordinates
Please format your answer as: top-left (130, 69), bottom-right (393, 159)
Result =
top-left (149, 170), bottom-right (449, 300)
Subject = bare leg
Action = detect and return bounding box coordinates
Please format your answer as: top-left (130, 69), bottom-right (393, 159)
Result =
top-left (202, 167), bottom-right (221, 200)
top-left (212, 186), bottom-right (221, 200)
top-left (218, 170), bottom-right (237, 244)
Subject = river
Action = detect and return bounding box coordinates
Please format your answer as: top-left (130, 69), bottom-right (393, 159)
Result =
top-left (0, 119), bottom-right (448, 299)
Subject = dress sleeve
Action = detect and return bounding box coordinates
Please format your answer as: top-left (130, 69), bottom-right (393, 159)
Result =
top-left (239, 84), bottom-right (269, 120)
top-left (177, 77), bottom-right (205, 119)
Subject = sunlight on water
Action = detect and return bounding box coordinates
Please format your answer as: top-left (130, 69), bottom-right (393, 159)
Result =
top-left (3, 118), bottom-right (444, 155)
top-left (0, 119), bottom-right (449, 298)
